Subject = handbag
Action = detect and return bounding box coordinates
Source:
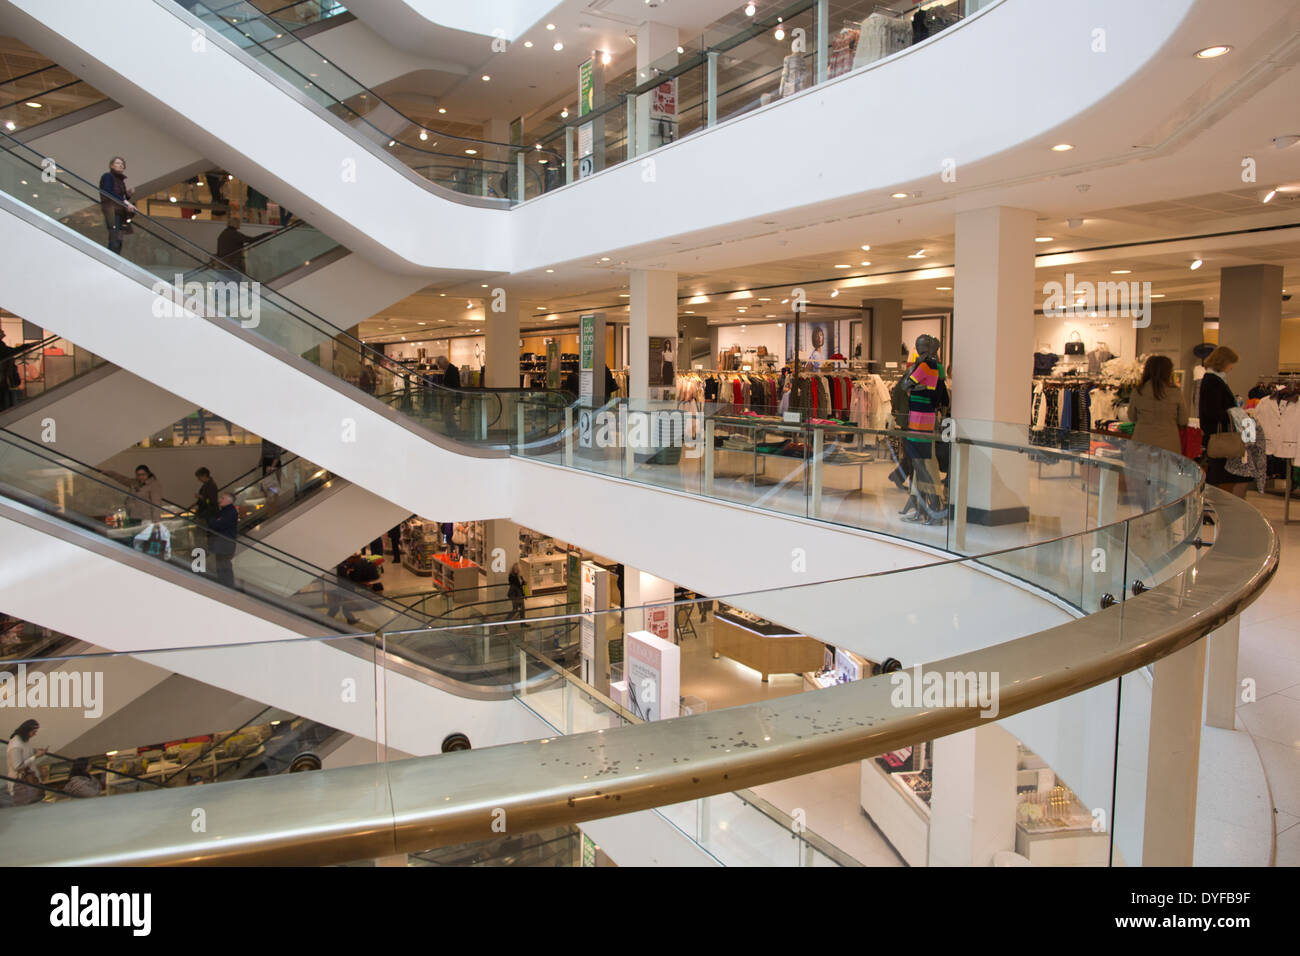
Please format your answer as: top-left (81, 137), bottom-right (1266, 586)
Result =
top-left (1207, 429), bottom-right (1245, 459)
top-left (1063, 331), bottom-right (1085, 356)
top-left (13, 767), bottom-right (42, 805)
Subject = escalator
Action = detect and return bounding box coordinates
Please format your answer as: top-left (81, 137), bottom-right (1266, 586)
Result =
top-left (0, 127), bottom-right (571, 521)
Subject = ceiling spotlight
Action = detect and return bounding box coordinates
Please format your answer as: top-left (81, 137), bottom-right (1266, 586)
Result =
top-left (553, 41), bottom-right (564, 51)
top-left (1190, 258), bottom-right (1203, 270)
top-left (775, 21), bottom-right (785, 41)
top-left (601, 51), bottom-right (611, 65)
top-left (1111, 269), bottom-right (1132, 275)
top-left (744, 2), bottom-right (756, 16)
top-left (860, 244), bottom-right (871, 251)
top-left (834, 263), bottom-right (851, 269)
top-left (24, 101), bottom-right (41, 109)
top-left (830, 289), bottom-right (839, 298)
top-left (168, 196), bottom-right (177, 203)
top-left (1034, 236), bottom-right (1054, 243)
top-left (3, 121), bottom-right (13, 131)
top-left (438, 107), bottom-right (447, 114)
top-left (561, 108), bottom-right (569, 118)
top-left (1262, 188), bottom-right (1277, 203)
top-left (546, 23), bottom-right (556, 30)
top-left (935, 286), bottom-right (952, 291)
top-left (891, 191), bottom-right (909, 199)
top-left (419, 130), bottom-right (428, 141)
top-left (481, 74), bottom-right (491, 81)
top-left (545, 268), bottom-right (554, 273)
top-left (676, 46), bottom-right (684, 54)
top-left (465, 148), bottom-right (477, 155)
top-left (860, 260), bottom-right (871, 266)
top-left (524, 40), bottom-right (533, 48)
top-left (1050, 143), bottom-right (1074, 152)
top-left (600, 256), bottom-right (611, 262)
top-left (388, 139), bottom-right (396, 146)
top-left (1194, 45), bottom-right (1231, 59)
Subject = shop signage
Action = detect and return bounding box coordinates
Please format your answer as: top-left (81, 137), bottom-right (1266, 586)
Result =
top-left (581, 832), bottom-right (597, 867)
top-left (646, 604), bottom-right (672, 643)
top-left (579, 561), bottom-right (609, 694)
top-left (578, 59), bottom-right (595, 170)
top-left (624, 630), bottom-right (680, 722)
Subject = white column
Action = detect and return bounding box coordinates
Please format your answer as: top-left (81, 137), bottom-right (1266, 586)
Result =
top-left (928, 724), bottom-right (1019, 866)
top-left (1218, 264), bottom-right (1283, 395)
top-left (629, 269), bottom-right (677, 402)
top-left (485, 290), bottom-right (520, 389)
top-left (953, 206), bottom-right (1036, 524)
top-left (635, 22), bottom-right (679, 156)
top-left (1204, 617), bottom-right (1240, 731)
top-left (482, 518), bottom-right (519, 590)
top-left (1142, 639), bottom-right (1207, 865)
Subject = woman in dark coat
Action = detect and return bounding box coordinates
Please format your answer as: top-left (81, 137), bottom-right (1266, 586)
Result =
top-left (1199, 346), bottom-right (1245, 497)
top-left (98, 156), bottom-right (136, 254)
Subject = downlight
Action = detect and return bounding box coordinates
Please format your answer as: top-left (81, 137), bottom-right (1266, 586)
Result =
top-left (1194, 45), bottom-right (1231, 59)
top-left (1190, 259), bottom-right (1204, 270)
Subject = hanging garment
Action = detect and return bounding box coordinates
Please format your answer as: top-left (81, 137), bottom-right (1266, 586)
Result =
top-left (1253, 396), bottom-right (1300, 459)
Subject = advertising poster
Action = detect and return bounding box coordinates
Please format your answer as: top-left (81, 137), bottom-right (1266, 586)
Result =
top-left (647, 335), bottom-right (675, 387)
top-left (646, 604), bottom-right (672, 643)
top-left (579, 561), bottom-right (609, 693)
top-left (786, 320), bottom-right (837, 368)
top-left (649, 76), bottom-right (678, 147)
top-left (624, 630), bottom-right (680, 722)
top-left (578, 59), bottom-right (595, 175)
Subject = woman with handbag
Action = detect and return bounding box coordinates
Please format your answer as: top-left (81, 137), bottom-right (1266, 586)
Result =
top-left (1126, 356), bottom-right (1188, 510)
top-left (7, 719), bottom-right (46, 805)
top-left (1199, 346), bottom-right (1247, 498)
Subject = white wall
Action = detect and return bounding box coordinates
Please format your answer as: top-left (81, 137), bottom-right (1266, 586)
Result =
top-left (252, 479), bottom-right (410, 570)
top-left (1034, 312), bottom-right (1137, 363)
top-left (99, 442), bottom-right (261, 505)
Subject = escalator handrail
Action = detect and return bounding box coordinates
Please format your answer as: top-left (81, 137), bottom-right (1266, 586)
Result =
top-left (38, 749), bottom-right (165, 791)
top-left (0, 429), bottom-right (440, 630)
top-left (0, 127), bottom-right (572, 436)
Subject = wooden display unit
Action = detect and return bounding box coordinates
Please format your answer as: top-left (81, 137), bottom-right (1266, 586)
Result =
top-left (431, 552), bottom-right (481, 605)
top-left (711, 607), bottom-right (824, 682)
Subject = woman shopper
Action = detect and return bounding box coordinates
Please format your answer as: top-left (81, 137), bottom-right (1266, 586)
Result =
top-left (1126, 355), bottom-right (1188, 509)
top-left (1199, 346), bottom-right (1247, 498)
top-left (7, 719), bottom-right (45, 805)
top-left (98, 156), bottom-right (136, 255)
top-left (507, 562), bottom-right (528, 627)
top-left (62, 758), bottom-right (101, 799)
top-left (102, 464), bottom-right (163, 526)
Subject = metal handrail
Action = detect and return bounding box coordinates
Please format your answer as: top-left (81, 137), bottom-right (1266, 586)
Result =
top-left (0, 488), bottom-right (1273, 865)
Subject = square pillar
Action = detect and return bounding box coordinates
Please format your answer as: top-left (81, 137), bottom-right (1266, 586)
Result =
top-left (482, 518), bottom-right (519, 590)
top-left (928, 724), bottom-right (1018, 866)
top-left (862, 298), bottom-right (903, 365)
top-left (954, 206), bottom-right (1037, 524)
top-left (629, 270), bottom-right (677, 402)
top-left (1218, 264), bottom-right (1283, 395)
top-left (623, 567), bottom-right (674, 640)
top-left (1142, 639), bottom-right (1207, 865)
top-left (485, 290), bottom-right (520, 389)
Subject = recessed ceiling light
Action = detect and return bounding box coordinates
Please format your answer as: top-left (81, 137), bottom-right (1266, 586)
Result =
top-left (1194, 45), bottom-right (1231, 59)
top-left (3, 121), bottom-right (14, 131)
top-left (169, 196), bottom-right (177, 203)
top-left (601, 52), bottom-right (611, 65)
top-left (387, 140), bottom-right (395, 146)
top-left (830, 289), bottom-right (839, 298)
top-left (465, 148), bottom-right (477, 155)
top-left (834, 263), bottom-right (851, 268)
top-left (546, 23), bottom-right (556, 30)
top-left (1150, 293), bottom-right (1166, 298)
top-left (553, 41), bottom-right (564, 51)
top-left (545, 268), bottom-right (554, 273)
top-left (524, 40), bottom-right (533, 48)
top-left (1190, 259), bottom-right (1203, 270)
top-left (744, 2), bottom-right (756, 15)
top-left (419, 130), bottom-right (428, 141)
top-left (418, 322), bottom-right (426, 325)
top-left (684, 310), bottom-right (694, 314)
top-left (481, 74), bottom-right (491, 81)
top-left (619, 293), bottom-right (629, 297)
top-left (860, 260), bottom-right (872, 266)
top-left (600, 256), bottom-right (611, 262)
top-left (890, 192), bottom-right (909, 199)
top-left (1262, 188), bottom-right (1277, 203)
top-left (438, 107), bottom-right (447, 114)
top-left (676, 46), bottom-right (684, 54)
top-left (907, 250), bottom-right (926, 259)
top-left (860, 244), bottom-right (871, 251)
top-left (758, 297), bottom-right (770, 301)
top-left (1050, 143), bottom-right (1074, 152)
top-left (440, 293), bottom-right (446, 296)
top-left (560, 108), bottom-right (569, 118)
top-left (536, 306), bottom-right (546, 310)
top-left (24, 101), bottom-right (41, 108)
top-left (935, 286), bottom-right (952, 291)
top-left (1034, 236), bottom-right (1054, 243)
top-left (1111, 269), bottom-right (1131, 275)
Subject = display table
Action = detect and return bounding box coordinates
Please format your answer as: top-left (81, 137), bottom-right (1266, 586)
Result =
top-left (1014, 821), bottom-right (1109, 866)
top-left (859, 757), bottom-right (930, 866)
top-left (712, 607), bottom-right (823, 682)
top-left (430, 552), bottom-right (480, 604)
top-left (521, 552), bottom-right (567, 593)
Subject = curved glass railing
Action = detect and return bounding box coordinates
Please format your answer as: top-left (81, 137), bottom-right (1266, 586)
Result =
top-left (1, 474), bottom-right (1264, 867)
top-left (533, 0), bottom-right (973, 182)
top-left (0, 127), bottom-right (571, 447)
top-left (173, 0), bottom-right (563, 202)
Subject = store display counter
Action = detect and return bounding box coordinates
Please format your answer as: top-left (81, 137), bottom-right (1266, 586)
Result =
top-left (520, 552), bottom-right (567, 593)
top-left (430, 552), bottom-right (481, 604)
top-left (1014, 820), bottom-right (1110, 866)
top-left (712, 607), bottom-right (823, 682)
top-left (859, 757), bottom-right (930, 867)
